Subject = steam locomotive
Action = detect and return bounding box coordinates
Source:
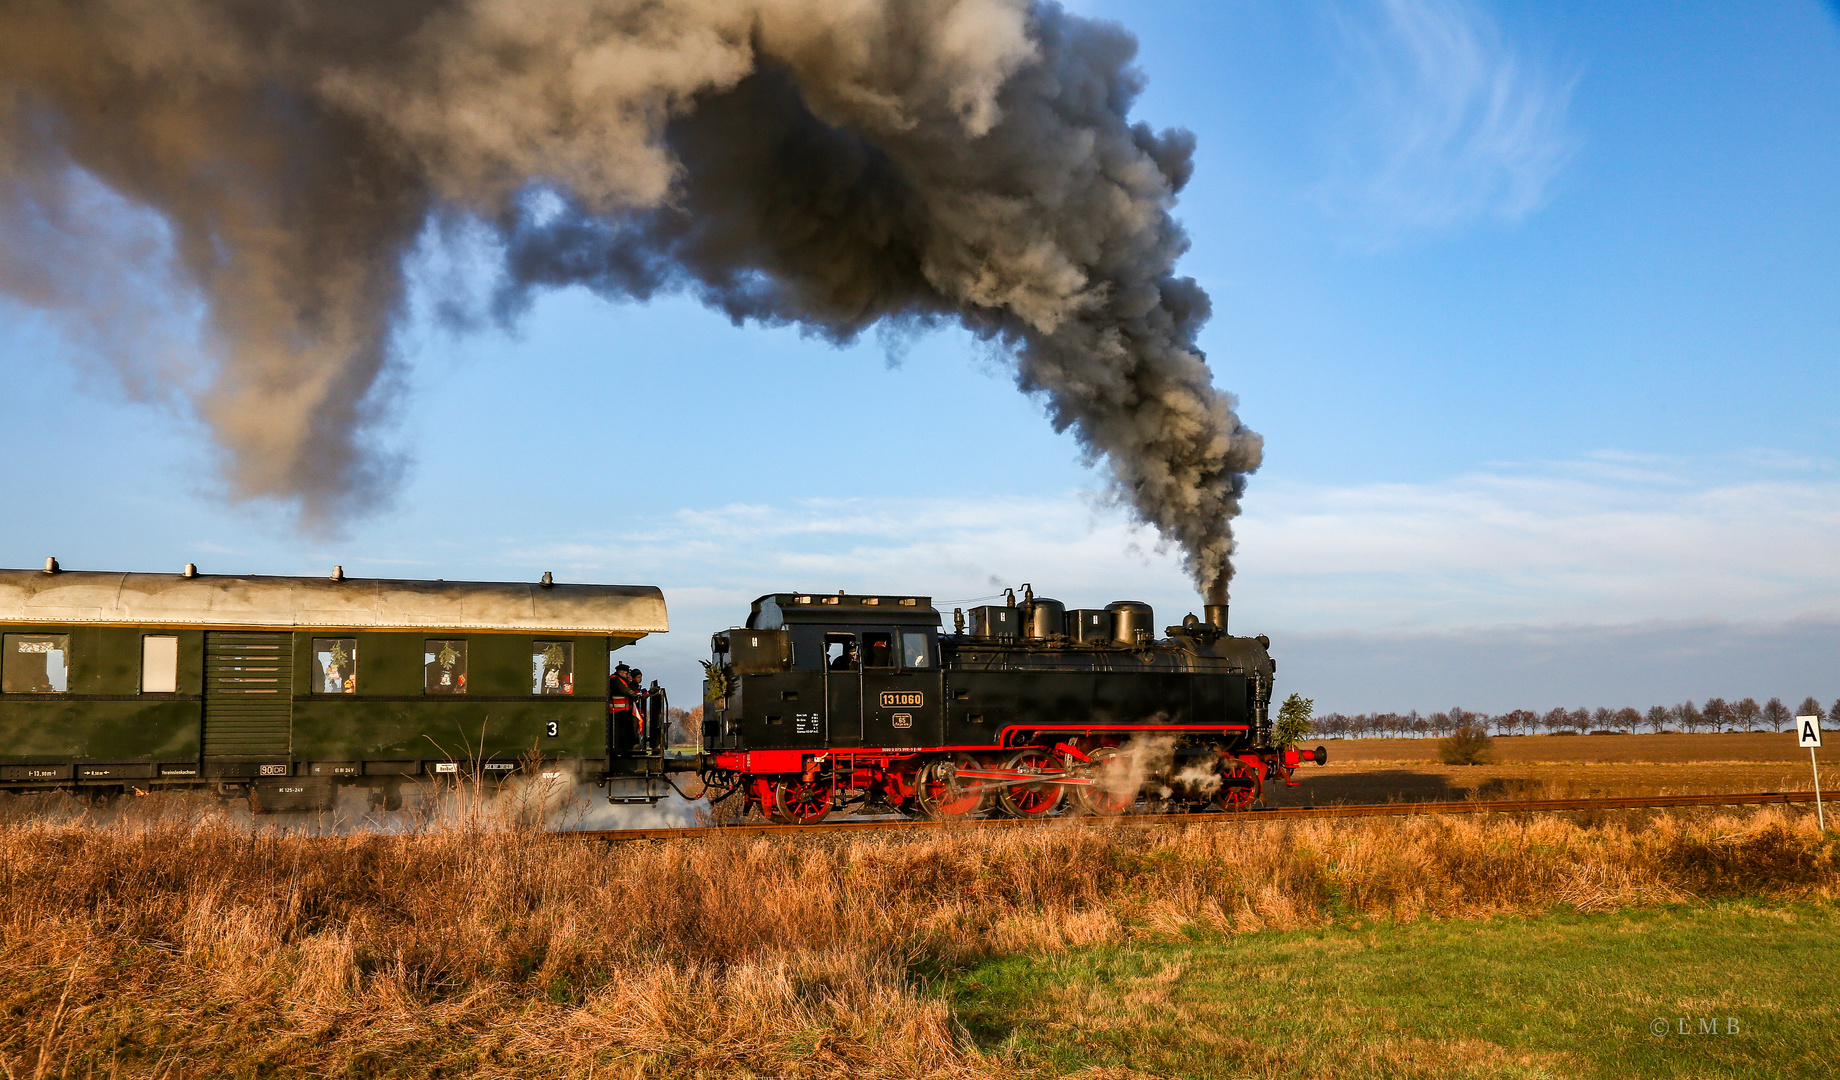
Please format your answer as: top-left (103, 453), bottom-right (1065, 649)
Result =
top-left (700, 586), bottom-right (1325, 822)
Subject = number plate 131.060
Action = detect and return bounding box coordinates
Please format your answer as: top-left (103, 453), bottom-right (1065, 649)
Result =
top-left (880, 690), bottom-right (924, 708)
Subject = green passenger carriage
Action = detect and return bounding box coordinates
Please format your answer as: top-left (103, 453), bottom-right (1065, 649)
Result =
top-left (0, 563), bottom-right (670, 809)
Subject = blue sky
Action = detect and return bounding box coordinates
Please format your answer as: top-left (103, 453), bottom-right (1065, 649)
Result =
top-left (3, 0), bottom-right (1837, 713)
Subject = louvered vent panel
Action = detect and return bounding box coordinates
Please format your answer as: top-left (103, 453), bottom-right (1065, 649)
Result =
top-left (203, 632), bottom-right (292, 757)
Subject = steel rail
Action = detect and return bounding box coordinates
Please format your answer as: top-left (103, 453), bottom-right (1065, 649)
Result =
top-left (569, 790), bottom-right (1821, 842)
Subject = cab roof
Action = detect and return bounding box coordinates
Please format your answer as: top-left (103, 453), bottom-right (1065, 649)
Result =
top-left (747, 592), bottom-right (940, 629)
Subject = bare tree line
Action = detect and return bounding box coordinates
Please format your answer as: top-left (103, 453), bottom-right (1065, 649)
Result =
top-left (1311, 696), bottom-right (1837, 740)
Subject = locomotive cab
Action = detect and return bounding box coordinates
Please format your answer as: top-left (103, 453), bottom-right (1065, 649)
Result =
top-left (706, 594), bottom-right (944, 753)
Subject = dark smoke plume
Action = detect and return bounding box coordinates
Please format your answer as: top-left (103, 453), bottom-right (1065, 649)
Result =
top-left (0, 0), bottom-right (1262, 592)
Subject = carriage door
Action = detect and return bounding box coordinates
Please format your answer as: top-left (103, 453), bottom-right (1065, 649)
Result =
top-left (203, 632), bottom-right (294, 759)
top-left (823, 633), bottom-right (862, 746)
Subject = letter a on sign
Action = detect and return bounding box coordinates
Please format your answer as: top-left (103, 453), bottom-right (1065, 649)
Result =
top-left (1799, 716), bottom-right (1824, 749)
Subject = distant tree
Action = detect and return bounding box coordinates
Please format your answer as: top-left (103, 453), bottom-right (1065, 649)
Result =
top-left (1592, 707), bottom-right (1614, 732)
top-left (1437, 719), bottom-right (1495, 765)
top-left (1615, 707), bottom-right (1642, 733)
top-left (1543, 707), bottom-right (1569, 735)
top-left (1569, 707), bottom-right (1591, 734)
top-left (670, 704), bottom-right (703, 746)
top-left (1798, 697), bottom-right (1825, 725)
top-left (1645, 705), bottom-right (1670, 734)
top-left (1673, 701), bottom-right (1701, 733)
top-left (1399, 711), bottom-right (1420, 737)
top-left (1502, 709), bottom-right (1539, 736)
top-left (1703, 697), bottom-right (1730, 733)
top-left (1829, 699), bottom-right (1840, 727)
top-left (1733, 698), bottom-right (1761, 733)
top-left (1429, 711), bottom-right (1452, 738)
top-left (1762, 698), bottom-right (1791, 732)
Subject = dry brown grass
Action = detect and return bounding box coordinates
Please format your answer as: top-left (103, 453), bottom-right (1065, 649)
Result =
top-left (0, 795), bottom-right (1835, 1079)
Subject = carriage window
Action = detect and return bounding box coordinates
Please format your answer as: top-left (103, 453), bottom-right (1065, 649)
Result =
top-left (862, 632), bottom-right (894, 668)
top-left (424, 639), bottom-right (468, 695)
top-left (900, 631), bottom-right (932, 669)
top-left (313, 638), bottom-right (358, 694)
top-left (142, 636), bottom-right (179, 694)
top-left (533, 641), bottom-right (573, 695)
top-left (3, 634), bottom-right (68, 693)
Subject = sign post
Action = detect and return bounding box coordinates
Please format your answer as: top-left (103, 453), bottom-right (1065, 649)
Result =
top-left (1797, 715), bottom-right (1825, 831)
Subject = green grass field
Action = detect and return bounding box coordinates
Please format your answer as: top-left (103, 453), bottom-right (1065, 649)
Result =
top-left (949, 901), bottom-right (1840, 1080)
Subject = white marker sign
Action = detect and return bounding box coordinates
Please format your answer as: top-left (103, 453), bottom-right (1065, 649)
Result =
top-left (1797, 715), bottom-right (1826, 831)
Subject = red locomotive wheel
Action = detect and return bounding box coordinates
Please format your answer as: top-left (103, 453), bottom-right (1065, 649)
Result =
top-left (768, 778), bottom-right (833, 825)
top-left (1214, 757), bottom-right (1262, 812)
top-left (913, 754), bottom-right (990, 819)
top-left (1074, 745), bottom-right (1137, 816)
top-left (996, 748), bottom-right (1066, 818)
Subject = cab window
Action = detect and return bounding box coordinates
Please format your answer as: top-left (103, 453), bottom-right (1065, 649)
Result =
top-left (900, 630), bottom-right (932, 669)
top-left (862, 632), bottom-right (894, 668)
top-left (825, 633), bottom-right (857, 671)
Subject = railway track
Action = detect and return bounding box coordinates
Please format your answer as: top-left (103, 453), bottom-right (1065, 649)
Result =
top-left (574, 789), bottom-right (1822, 841)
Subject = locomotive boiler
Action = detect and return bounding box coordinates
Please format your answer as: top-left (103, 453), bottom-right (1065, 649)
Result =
top-left (701, 585), bottom-right (1325, 822)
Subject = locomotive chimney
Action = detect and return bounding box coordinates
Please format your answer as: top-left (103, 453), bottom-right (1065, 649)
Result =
top-left (1203, 581), bottom-right (1228, 632)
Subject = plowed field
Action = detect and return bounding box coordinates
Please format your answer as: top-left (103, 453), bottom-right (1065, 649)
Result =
top-left (1271, 732), bottom-right (1833, 807)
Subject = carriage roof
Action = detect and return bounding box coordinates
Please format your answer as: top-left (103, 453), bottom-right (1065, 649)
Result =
top-left (0, 569), bottom-right (667, 635)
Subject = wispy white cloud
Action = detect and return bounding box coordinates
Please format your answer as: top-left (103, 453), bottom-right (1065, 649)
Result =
top-left (1321, 0), bottom-right (1578, 236)
top-left (1232, 453), bottom-right (1840, 629)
